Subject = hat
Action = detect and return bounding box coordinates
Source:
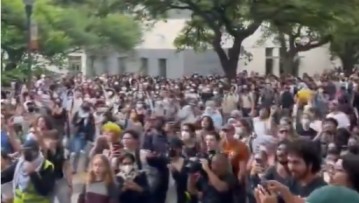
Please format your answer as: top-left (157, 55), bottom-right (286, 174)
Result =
top-left (102, 122), bottom-right (122, 135)
top-left (306, 185), bottom-right (359, 203)
top-left (230, 110), bottom-right (241, 118)
top-left (221, 123), bottom-right (235, 132)
top-left (168, 137), bottom-right (184, 149)
top-left (22, 139), bottom-right (40, 151)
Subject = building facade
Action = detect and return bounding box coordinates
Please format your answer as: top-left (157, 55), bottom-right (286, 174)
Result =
top-left (68, 18), bottom-right (338, 78)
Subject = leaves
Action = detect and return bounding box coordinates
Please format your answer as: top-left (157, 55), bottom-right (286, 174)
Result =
top-left (1, 0), bottom-right (142, 72)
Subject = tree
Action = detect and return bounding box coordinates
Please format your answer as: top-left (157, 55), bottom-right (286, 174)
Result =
top-left (329, 7), bottom-right (359, 72)
top-left (125, 0), bottom-right (293, 78)
top-left (258, 0), bottom-right (358, 75)
top-left (124, 0), bottom-right (356, 78)
top-left (1, 0), bottom-right (141, 71)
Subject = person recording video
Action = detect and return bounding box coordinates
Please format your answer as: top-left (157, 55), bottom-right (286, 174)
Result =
top-left (187, 153), bottom-right (238, 203)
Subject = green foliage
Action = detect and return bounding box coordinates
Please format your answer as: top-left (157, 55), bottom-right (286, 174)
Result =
top-left (1, 0), bottom-right (142, 71)
top-left (123, 0), bottom-right (359, 77)
top-left (329, 3), bottom-right (359, 70)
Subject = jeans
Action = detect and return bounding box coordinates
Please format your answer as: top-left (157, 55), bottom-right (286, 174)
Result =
top-left (70, 133), bottom-right (87, 173)
top-left (50, 178), bottom-right (71, 203)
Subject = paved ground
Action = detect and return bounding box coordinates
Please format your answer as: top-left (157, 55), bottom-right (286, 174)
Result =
top-left (54, 154), bottom-right (87, 203)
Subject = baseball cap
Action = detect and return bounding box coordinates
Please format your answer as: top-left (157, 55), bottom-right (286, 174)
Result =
top-left (221, 123), bottom-right (235, 132)
top-left (306, 185), bottom-right (359, 203)
top-left (22, 139), bottom-right (40, 151)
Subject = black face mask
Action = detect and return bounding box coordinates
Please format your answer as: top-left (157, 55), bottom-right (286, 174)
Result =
top-left (23, 150), bottom-right (38, 162)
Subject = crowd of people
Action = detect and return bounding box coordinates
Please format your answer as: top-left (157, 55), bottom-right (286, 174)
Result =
top-left (1, 70), bottom-right (359, 203)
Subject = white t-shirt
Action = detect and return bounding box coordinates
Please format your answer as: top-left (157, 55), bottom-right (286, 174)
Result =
top-left (326, 111), bottom-right (350, 128)
top-left (253, 117), bottom-right (270, 137)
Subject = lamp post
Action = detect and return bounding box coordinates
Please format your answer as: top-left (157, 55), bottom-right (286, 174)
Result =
top-left (23, 0), bottom-right (35, 87)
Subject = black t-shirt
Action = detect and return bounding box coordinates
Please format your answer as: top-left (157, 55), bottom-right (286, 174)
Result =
top-left (287, 176), bottom-right (327, 197)
top-left (296, 125), bottom-right (317, 139)
top-left (196, 173), bottom-right (237, 203)
top-left (46, 145), bottom-right (67, 179)
top-left (263, 166), bottom-right (290, 186)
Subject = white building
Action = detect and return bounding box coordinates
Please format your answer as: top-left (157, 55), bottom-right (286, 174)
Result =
top-left (67, 18), bottom-right (338, 78)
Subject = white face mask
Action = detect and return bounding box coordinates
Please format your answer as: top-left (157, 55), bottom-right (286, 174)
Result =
top-left (235, 127), bottom-right (243, 135)
top-left (301, 118), bottom-right (310, 126)
top-left (213, 91), bottom-right (218, 95)
top-left (10, 98), bottom-right (16, 106)
top-left (181, 131), bottom-right (191, 140)
top-left (120, 165), bottom-right (134, 174)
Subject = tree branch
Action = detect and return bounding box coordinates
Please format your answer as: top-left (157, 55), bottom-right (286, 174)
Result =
top-left (297, 35), bottom-right (331, 52)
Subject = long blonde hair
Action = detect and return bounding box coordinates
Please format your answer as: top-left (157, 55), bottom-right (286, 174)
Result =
top-left (87, 154), bottom-right (115, 186)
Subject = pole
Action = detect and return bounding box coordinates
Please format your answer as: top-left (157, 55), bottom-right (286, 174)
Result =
top-left (25, 4), bottom-right (33, 88)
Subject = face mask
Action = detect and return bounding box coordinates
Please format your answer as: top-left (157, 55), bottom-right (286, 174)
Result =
top-left (181, 131), bottom-right (191, 140)
top-left (279, 120), bottom-right (288, 126)
top-left (235, 127), bottom-right (243, 135)
top-left (205, 106), bottom-right (212, 113)
top-left (155, 85), bottom-right (160, 90)
top-left (318, 88), bottom-right (324, 93)
top-left (107, 91), bottom-right (114, 96)
top-left (121, 165), bottom-right (134, 174)
top-left (301, 118), bottom-right (310, 126)
top-left (10, 98), bottom-right (16, 106)
top-left (213, 91), bottom-right (218, 95)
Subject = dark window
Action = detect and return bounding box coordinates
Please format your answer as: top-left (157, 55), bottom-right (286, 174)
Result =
top-left (158, 58), bottom-right (167, 77)
top-left (265, 47), bottom-right (274, 57)
top-left (265, 58), bottom-right (273, 75)
top-left (140, 57), bottom-right (148, 75)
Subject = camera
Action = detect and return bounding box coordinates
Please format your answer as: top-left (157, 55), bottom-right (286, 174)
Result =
top-left (185, 158), bottom-right (204, 173)
top-left (185, 151), bottom-right (215, 174)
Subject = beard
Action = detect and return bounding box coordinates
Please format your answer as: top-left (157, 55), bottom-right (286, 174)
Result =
top-left (291, 167), bottom-right (310, 180)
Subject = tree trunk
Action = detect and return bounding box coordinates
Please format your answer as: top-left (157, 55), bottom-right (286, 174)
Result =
top-left (222, 60), bottom-right (238, 79)
top-left (212, 34), bottom-right (243, 79)
top-left (280, 51), bottom-right (298, 76)
top-left (341, 54), bottom-right (355, 73)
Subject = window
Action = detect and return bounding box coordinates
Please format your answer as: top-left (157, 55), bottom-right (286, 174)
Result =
top-left (102, 56), bottom-right (108, 73)
top-left (265, 58), bottom-right (273, 75)
top-left (265, 47), bottom-right (274, 57)
top-left (265, 47), bottom-right (274, 75)
top-left (89, 55), bottom-right (96, 76)
top-left (68, 56), bottom-right (81, 72)
top-left (118, 56), bottom-right (127, 73)
top-left (140, 57), bottom-right (149, 75)
top-left (158, 58), bottom-right (167, 77)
